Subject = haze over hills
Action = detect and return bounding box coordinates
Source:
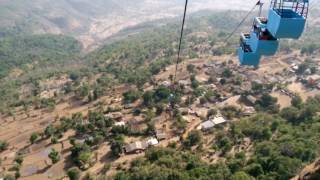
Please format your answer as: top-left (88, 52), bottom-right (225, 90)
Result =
top-left (1, 0), bottom-right (319, 50)
top-left (0, 0), bottom-right (257, 50)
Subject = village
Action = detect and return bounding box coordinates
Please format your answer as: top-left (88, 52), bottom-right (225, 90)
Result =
top-left (103, 52), bottom-right (320, 155)
top-left (1, 49), bottom-right (319, 179)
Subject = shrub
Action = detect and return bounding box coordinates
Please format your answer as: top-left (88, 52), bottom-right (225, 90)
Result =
top-left (67, 167), bottom-right (81, 180)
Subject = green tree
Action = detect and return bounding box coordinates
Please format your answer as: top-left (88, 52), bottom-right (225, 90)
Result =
top-left (70, 143), bottom-right (91, 167)
top-left (207, 108), bottom-right (217, 118)
top-left (230, 171), bottom-right (253, 180)
top-left (48, 148), bottom-right (60, 164)
top-left (51, 136), bottom-right (59, 144)
top-left (93, 86), bottom-right (103, 100)
top-left (244, 163), bottom-right (264, 177)
top-left (78, 151), bottom-right (92, 167)
top-left (4, 174), bottom-right (16, 180)
top-left (187, 64), bottom-right (196, 73)
top-left (217, 137), bottom-right (232, 153)
top-left (143, 91), bottom-right (154, 106)
top-left (0, 141), bottom-right (9, 152)
top-left (280, 107), bottom-right (300, 124)
top-left (111, 138), bottom-right (124, 157)
top-left (291, 96), bottom-right (303, 109)
top-left (44, 124), bottom-right (55, 138)
top-left (222, 68), bottom-right (233, 78)
top-left (123, 90), bottom-right (141, 103)
top-left (255, 94), bottom-right (279, 113)
top-left (67, 167), bottom-right (81, 180)
top-left (14, 156), bottom-right (23, 165)
top-left (297, 63), bottom-right (308, 74)
top-left (77, 84), bottom-right (89, 99)
top-left (154, 85), bottom-right (171, 101)
top-left (191, 79), bottom-right (200, 89)
top-left (184, 130), bottom-right (202, 147)
top-left (30, 132), bottom-right (39, 144)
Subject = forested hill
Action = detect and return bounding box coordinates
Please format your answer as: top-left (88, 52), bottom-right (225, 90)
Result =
top-left (0, 9), bottom-right (319, 112)
top-left (0, 34), bottom-right (82, 79)
top-left (0, 0), bottom-right (255, 50)
top-left (0, 5), bottom-right (320, 179)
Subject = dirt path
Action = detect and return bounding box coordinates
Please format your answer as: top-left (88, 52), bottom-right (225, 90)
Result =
top-left (271, 91), bottom-right (292, 109)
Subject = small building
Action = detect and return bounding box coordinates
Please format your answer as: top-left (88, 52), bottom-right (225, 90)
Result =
top-left (211, 115), bottom-right (227, 125)
top-left (114, 121), bottom-right (126, 127)
top-left (161, 81), bottom-right (171, 87)
top-left (156, 129), bottom-right (167, 140)
top-left (178, 80), bottom-right (191, 86)
top-left (146, 138), bottom-right (159, 146)
top-left (291, 64), bottom-right (299, 71)
top-left (242, 106), bottom-right (256, 116)
top-left (198, 120), bottom-right (215, 131)
top-left (124, 141), bottom-right (148, 154)
top-left (245, 95), bottom-right (257, 105)
top-left (104, 112), bottom-right (122, 121)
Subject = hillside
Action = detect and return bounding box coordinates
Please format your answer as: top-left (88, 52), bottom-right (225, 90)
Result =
top-left (0, 0), bottom-right (259, 51)
top-left (0, 34), bottom-right (82, 78)
top-left (0, 6), bottom-right (320, 179)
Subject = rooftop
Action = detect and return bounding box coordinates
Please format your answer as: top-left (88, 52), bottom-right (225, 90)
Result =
top-left (125, 141), bottom-right (148, 153)
top-left (198, 120), bottom-right (215, 130)
top-left (114, 121), bottom-right (126, 126)
top-left (156, 129), bottom-right (167, 140)
top-left (146, 138), bottom-right (159, 146)
top-left (211, 116), bottom-right (227, 125)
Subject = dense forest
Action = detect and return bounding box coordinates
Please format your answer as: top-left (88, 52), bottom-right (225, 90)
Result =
top-left (0, 34), bottom-right (82, 78)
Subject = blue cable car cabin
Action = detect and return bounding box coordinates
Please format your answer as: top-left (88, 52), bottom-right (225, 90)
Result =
top-left (249, 17), bottom-right (279, 56)
top-left (267, 0), bottom-right (309, 39)
top-left (238, 33), bottom-right (261, 67)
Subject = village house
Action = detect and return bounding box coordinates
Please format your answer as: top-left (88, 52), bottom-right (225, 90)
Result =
top-left (104, 112), bottom-right (123, 121)
top-left (124, 141), bottom-right (148, 154)
top-left (114, 121), bottom-right (126, 127)
top-left (124, 138), bottom-right (159, 154)
top-left (242, 95), bottom-right (257, 106)
top-left (161, 81), bottom-right (171, 87)
top-left (147, 138), bottom-right (159, 146)
top-left (156, 129), bottom-right (166, 140)
top-left (198, 115), bottom-right (228, 131)
top-left (210, 115), bottom-right (227, 125)
top-left (242, 106), bottom-right (256, 116)
top-left (178, 80), bottom-right (191, 86)
top-left (198, 120), bottom-right (215, 131)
